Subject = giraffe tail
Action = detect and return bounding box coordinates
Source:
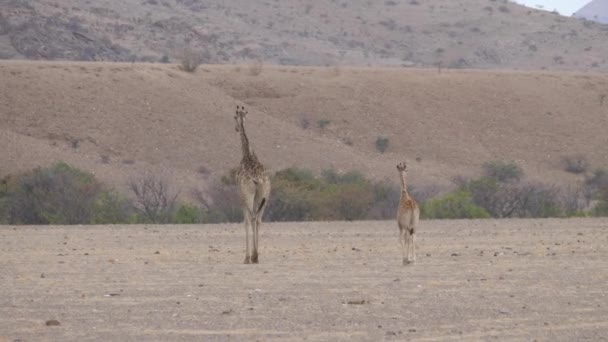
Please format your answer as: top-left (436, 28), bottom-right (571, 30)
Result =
top-left (257, 198), bottom-right (266, 214)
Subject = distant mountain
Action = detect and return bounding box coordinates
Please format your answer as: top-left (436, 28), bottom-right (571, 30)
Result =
top-left (574, 0), bottom-right (608, 23)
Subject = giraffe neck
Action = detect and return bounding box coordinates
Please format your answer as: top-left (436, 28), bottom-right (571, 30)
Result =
top-left (238, 120), bottom-right (254, 159)
top-left (399, 172), bottom-right (409, 196)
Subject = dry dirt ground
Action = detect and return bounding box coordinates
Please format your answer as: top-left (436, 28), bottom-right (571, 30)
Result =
top-left (1, 218), bottom-right (607, 341)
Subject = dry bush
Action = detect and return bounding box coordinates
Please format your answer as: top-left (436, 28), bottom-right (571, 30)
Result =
top-left (375, 136), bottom-right (390, 153)
top-left (193, 181), bottom-right (243, 223)
top-left (483, 160), bottom-right (523, 183)
top-left (129, 173), bottom-right (179, 223)
top-left (561, 154), bottom-right (589, 174)
top-left (297, 113), bottom-right (311, 129)
top-left (248, 60), bottom-right (263, 76)
top-left (179, 46), bottom-right (201, 73)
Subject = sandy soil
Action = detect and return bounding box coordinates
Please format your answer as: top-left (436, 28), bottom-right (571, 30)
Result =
top-left (1, 219), bottom-right (607, 341)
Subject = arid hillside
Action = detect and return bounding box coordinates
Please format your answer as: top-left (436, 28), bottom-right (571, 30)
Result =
top-left (1, 0), bottom-right (608, 70)
top-left (1, 61), bottom-right (607, 198)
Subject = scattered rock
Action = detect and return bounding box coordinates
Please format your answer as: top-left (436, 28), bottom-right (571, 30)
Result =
top-left (344, 299), bottom-right (367, 305)
top-left (221, 309), bottom-right (233, 315)
top-left (451, 253), bottom-right (460, 257)
top-left (386, 331), bottom-right (397, 336)
top-left (154, 251), bottom-right (160, 254)
top-left (45, 319), bottom-right (60, 326)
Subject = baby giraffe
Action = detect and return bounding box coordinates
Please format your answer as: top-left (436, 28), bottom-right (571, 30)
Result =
top-left (396, 162), bottom-right (419, 265)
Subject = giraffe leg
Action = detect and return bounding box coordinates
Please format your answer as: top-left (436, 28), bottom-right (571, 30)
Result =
top-left (405, 231), bottom-right (412, 265)
top-left (243, 210), bottom-right (252, 264)
top-left (399, 229), bottom-right (407, 265)
top-left (251, 180), bottom-right (270, 264)
top-left (411, 233), bottom-right (417, 264)
top-left (251, 220), bottom-right (259, 264)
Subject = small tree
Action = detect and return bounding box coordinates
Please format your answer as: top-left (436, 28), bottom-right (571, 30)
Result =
top-left (129, 174), bottom-right (179, 223)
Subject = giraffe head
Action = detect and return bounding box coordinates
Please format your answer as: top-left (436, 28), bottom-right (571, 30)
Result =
top-left (234, 105), bottom-right (248, 132)
top-left (396, 162), bottom-right (408, 173)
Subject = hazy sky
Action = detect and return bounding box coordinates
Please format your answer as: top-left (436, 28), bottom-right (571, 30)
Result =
top-left (514, 0), bottom-right (590, 15)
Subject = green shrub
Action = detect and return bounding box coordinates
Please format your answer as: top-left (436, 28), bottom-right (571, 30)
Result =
top-left (93, 191), bottom-right (133, 224)
top-left (7, 162), bottom-right (103, 224)
top-left (422, 191), bottom-right (491, 219)
top-left (482, 160), bottom-right (523, 182)
top-left (262, 167), bottom-right (397, 221)
top-left (173, 204), bottom-right (202, 224)
top-left (592, 187), bottom-right (608, 216)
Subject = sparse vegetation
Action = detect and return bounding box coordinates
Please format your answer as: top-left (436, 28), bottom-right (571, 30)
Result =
top-left (128, 173), bottom-right (180, 223)
top-left (375, 137), bottom-right (390, 153)
top-left (482, 160), bottom-right (523, 183)
top-left (317, 119), bottom-right (331, 129)
top-left (422, 191), bottom-right (491, 219)
top-left (1, 159), bottom-right (607, 225)
top-left (562, 154), bottom-right (589, 174)
top-left (1, 162), bottom-right (112, 224)
top-left (179, 46), bottom-right (201, 73)
top-left (248, 60), bottom-right (263, 76)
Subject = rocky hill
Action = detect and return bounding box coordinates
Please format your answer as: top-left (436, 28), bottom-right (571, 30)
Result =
top-left (575, 0), bottom-right (608, 24)
top-left (1, 0), bottom-right (608, 70)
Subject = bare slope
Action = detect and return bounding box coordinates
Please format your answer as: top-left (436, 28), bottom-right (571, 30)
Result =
top-left (1, 219), bottom-right (607, 341)
top-left (1, 0), bottom-right (608, 70)
top-left (1, 61), bottom-right (608, 197)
